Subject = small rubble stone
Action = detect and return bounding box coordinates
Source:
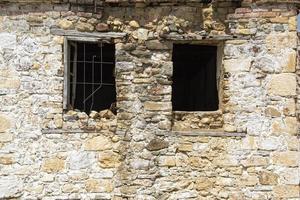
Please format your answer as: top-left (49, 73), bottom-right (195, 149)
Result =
top-left (76, 22), bottom-right (94, 32)
top-left (96, 23), bottom-right (109, 32)
top-left (129, 20), bottom-right (139, 28)
top-left (57, 19), bottom-right (73, 30)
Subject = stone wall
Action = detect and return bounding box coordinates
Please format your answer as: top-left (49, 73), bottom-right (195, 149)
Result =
top-left (0, 1), bottom-right (299, 199)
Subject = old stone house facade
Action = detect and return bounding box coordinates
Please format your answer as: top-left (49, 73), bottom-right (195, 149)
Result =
top-left (0, 0), bottom-right (299, 199)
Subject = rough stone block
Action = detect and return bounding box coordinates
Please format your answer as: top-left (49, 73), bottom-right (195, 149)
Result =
top-left (288, 16), bottom-right (297, 31)
top-left (145, 40), bottom-right (171, 50)
top-left (259, 171), bottom-right (278, 185)
top-left (42, 157), bottom-right (65, 172)
top-left (267, 73), bottom-right (296, 96)
top-left (0, 115), bottom-right (11, 132)
top-left (0, 154), bottom-right (14, 165)
top-left (283, 99), bottom-right (296, 116)
top-left (0, 133), bottom-right (13, 142)
top-left (0, 33), bottom-right (16, 49)
top-left (281, 50), bottom-right (296, 73)
top-left (214, 155), bottom-right (239, 167)
top-left (273, 185), bottom-right (299, 198)
top-left (115, 62), bottom-right (135, 73)
top-left (84, 136), bottom-right (112, 151)
top-left (144, 102), bottom-right (171, 111)
top-left (241, 136), bottom-right (257, 150)
top-left (85, 179), bottom-right (113, 193)
top-left (258, 137), bottom-right (281, 151)
top-left (241, 175), bottom-right (259, 186)
top-left (271, 117), bottom-right (298, 135)
top-left (265, 106), bottom-right (281, 117)
top-left (69, 151), bottom-right (94, 169)
top-left (146, 138), bottom-right (168, 151)
top-left (61, 183), bottom-right (79, 193)
top-left (241, 156), bottom-right (268, 167)
top-left (271, 151), bottom-right (299, 167)
top-left (266, 32), bottom-right (297, 52)
top-left (0, 79), bottom-right (20, 90)
top-left (223, 58), bottom-right (251, 72)
top-left (178, 143), bottom-right (193, 152)
top-left (0, 176), bottom-right (23, 198)
top-left (195, 177), bottom-right (214, 191)
top-left (158, 156), bottom-right (176, 167)
top-left (279, 168), bottom-right (299, 185)
top-left (98, 151), bottom-right (121, 168)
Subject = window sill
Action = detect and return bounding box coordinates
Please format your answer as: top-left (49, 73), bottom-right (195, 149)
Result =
top-left (172, 110), bottom-right (223, 131)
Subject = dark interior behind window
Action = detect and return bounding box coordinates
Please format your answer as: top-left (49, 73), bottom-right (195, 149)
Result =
top-left (172, 44), bottom-right (218, 111)
top-left (69, 42), bottom-right (116, 114)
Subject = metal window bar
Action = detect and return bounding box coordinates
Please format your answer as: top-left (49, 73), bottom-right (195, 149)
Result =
top-left (82, 43), bottom-right (104, 110)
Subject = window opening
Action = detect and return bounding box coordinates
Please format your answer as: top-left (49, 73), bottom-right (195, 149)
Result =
top-left (172, 44), bottom-right (218, 111)
top-left (68, 42), bottom-right (116, 114)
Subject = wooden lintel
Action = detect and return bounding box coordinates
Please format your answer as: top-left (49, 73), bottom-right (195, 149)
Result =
top-left (50, 28), bottom-right (127, 40)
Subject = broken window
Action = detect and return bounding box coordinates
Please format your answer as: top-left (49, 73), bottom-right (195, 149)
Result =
top-left (172, 44), bottom-right (219, 111)
top-left (65, 41), bottom-right (116, 114)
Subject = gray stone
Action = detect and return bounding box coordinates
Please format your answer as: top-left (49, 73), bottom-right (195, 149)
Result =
top-left (96, 23), bottom-right (109, 32)
top-left (146, 138), bottom-right (169, 151)
top-left (145, 40), bottom-right (171, 50)
top-left (116, 62), bottom-right (135, 73)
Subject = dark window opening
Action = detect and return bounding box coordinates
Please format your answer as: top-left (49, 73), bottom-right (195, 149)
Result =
top-left (172, 44), bottom-right (218, 111)
top-left (68, 42), bottom-right (116, 114)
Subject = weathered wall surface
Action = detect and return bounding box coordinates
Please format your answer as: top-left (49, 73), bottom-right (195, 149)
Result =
top-left (0, 0), bottom-right (299, 199)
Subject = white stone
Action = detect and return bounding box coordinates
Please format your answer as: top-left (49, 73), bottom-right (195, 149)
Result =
top-left (0, 176), bottom-right (23, 198)
top-left (130, 159), bottom-right (150, 169)
top-left (267, 73), bottom-right (296, 96)
top-left (0, 33), bottom-right (16, 49)
top-left (278, 168), bottom-right (299, 185)
top-left (41, 174), bottom-right (55, 182)
top-left (224, 58), bottom-right (251, 72)
top-left (137, 28), bottom-right (149, 41)
top-left (258, 137), bottom-right (281, 151)
top-left (69, 151), bottom-right (94, 170)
